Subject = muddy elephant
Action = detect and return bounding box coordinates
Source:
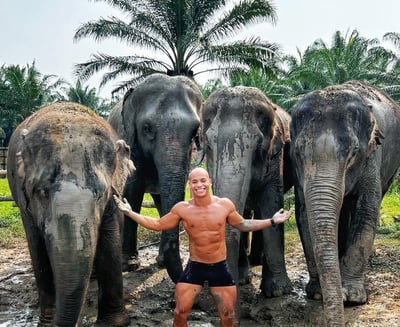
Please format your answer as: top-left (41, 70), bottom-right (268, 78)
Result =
top-left (7, 102), bottom-right (135, 327)
top-left (108, 73), bottom-right (202, 282)
top-left (290, 80), bottom-right (400, 326)
top-left (202, 86), bottom-right (293, 297)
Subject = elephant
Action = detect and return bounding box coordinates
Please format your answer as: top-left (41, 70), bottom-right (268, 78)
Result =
top-left (289, 80), bottom-right (400, 326)
top-left (202, 86), bottom-right (293, 297)
top-left (108, 73), bottom-right (202, 282)
top-left (7, 102), bottom-right (135, 327)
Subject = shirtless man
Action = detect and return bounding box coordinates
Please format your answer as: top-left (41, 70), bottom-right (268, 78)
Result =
top-left (113, 167), bottom-right (292, 327)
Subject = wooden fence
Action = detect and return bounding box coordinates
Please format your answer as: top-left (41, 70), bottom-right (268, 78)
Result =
top-left (0, 147), bottom-right (7, 170)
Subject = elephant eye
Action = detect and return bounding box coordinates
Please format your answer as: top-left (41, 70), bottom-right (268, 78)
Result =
top-left (143, 123), bottom-right (155, 141)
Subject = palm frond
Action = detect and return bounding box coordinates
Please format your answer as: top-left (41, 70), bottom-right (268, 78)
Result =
top-left (202, 0), bottom-right (277, 44)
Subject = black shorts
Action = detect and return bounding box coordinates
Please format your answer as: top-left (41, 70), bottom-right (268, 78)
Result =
top-left (178, 259), bottom-right (236, 287)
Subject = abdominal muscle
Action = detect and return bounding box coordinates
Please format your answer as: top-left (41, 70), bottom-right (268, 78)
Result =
top-left (185, 228), bottom-right (227, 263)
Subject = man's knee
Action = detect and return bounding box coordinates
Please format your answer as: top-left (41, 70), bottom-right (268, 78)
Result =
top-left (221, 304), bottom-right (235, 318)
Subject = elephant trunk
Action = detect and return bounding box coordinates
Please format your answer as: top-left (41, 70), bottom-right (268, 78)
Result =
top-left (48, 182), bottom-right (100, 325)
top-left (211, 159), bottom-right (252, 283)
top-left (156, 151), bottom-right (190, 283)
top-left (304, 164), bottom-right (345, 326)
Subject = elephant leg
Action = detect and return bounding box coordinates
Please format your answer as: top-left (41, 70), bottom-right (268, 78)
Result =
top-left (238, 232), bottom-right (251, 285)
top-left (255, 187), bottom-right (292, 297)
top-left (151, 193), bottom-right (166, 267)
top-left (340, 193), bottom-right (379, 305)
top-left (95, 213), bottom-right (130, 327)
top-left (238, 207), bottom-right (253, 284)
top-left (122, 182), bottom-right (144, 271)
top-left (22, 215), bottom-right (55, 326)
top-left (260, 223), bottom-right (292, 297)
top-left (122, 217), bottom-right (139, 270)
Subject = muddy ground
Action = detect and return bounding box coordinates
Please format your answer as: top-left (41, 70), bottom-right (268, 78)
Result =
top-left (0, 232), bottom-right (399, 327)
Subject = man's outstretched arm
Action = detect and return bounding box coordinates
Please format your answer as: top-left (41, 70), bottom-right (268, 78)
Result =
top-left (231, 208), bottom-right (293, 232)
top-left (113, 195), bottom-right (180, 231)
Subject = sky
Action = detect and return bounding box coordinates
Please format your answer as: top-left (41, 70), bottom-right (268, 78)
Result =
top-left (0, 0), bottom-right (399, 99)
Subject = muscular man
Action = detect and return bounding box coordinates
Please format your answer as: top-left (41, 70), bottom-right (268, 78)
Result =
top-left (114, 167), bottom-right (292, 327)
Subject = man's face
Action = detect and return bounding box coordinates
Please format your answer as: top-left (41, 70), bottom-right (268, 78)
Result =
top-left (189, 169), bottom-right (211, 198)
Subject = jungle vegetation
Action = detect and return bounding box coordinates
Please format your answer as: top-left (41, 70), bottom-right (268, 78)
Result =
top-left (2, 1), bottom-right (400, 144)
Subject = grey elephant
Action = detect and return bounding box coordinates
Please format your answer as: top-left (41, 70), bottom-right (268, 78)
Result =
top-left (202, 86), bottom-right (293, 297)
top-left (108, 73), bottom-right (202, 282)
top-left (7, 102), bottom-right (135, 327)
top-left (290, 80), bottom-right (400, 326)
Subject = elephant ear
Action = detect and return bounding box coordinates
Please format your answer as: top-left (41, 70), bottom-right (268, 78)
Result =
top-left (121, 88), bottom-right (139, 163)
top-left (112, 139), bottom-right (135, 197)
top-left (367, 110), bottom-right (385, 156)
top-left (12, 132), bottom-right (29, 213)
top-left (107, 101), bottom-right (125, 139)
top-left (268, 106), bottom-right (287, 160)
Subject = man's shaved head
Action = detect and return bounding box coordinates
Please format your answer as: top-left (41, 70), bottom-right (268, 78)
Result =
top-left (188, 167), bottom-right (210, 181)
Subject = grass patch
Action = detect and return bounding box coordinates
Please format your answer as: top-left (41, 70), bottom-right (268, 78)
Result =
top-left (0, 178), bottom-right (25, 247)
top-left (137, 193), bottom-right (161, 245)
top-left (378, 188), bottom-right (400, 237)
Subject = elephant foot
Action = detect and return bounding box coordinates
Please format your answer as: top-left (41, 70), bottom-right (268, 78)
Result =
top-left (122, 255), bottom-right (140, 272)
top-left (342, 280), bottom-right (367, 305)
top-left (156, 254), bottom-right (165, 268)
top-left (96, 311), bottom-right (130, 327)
top-left (238, 274), bottom-right (252, 285)
top-left (305, 279), bottom-right (323, 301)
top-left (238, 265), bottom-right (252, 285)
top-left (37, 308), bottom-right (54, 326)
top-left (260, 273), bottom-right (292, 297)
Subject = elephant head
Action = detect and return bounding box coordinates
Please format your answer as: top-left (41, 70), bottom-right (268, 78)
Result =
top-left (7, 102), bottom-right (134, 326)
top-left (203, 86), bottom-right (292, 297)
top-left (290, 80), bottom-right (400, 326)
top-left (109, 73), bottom-right (202, 282)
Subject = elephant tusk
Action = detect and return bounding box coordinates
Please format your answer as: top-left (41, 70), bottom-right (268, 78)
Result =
top-left (246, 210), bottom-right (254, 256)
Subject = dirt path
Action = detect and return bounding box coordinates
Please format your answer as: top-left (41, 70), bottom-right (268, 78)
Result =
top-left (0, 234), bottom-right (399, 326)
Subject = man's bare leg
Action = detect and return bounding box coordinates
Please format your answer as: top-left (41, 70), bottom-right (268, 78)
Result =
top-left (173, 282), bottom-right (202, 327)
top-left (210, 285), bottom-right (238, 327)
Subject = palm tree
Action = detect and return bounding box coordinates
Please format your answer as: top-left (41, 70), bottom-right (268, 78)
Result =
top-left (287, 30), bottom-right (395, 88)
top-left (278, 30), bottom-right (400, 107)
top-left (73, 0), bottom-right (280, 94)
top-left (0, 62), bottom-right (64, 145)
top-left (61, 81), bottom-right (121, 118)
top-left (65, 81), bottom-right (100, 109)
top-left (228, 30), bottom-right (400, 110)
top-left (384, 32), bottom-right (400, 49)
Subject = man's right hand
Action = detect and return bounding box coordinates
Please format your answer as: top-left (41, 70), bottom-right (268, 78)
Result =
top-left (113, 195), bottom-right (132, 214)
top-left (272, 208), bottom-right (293, 224)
